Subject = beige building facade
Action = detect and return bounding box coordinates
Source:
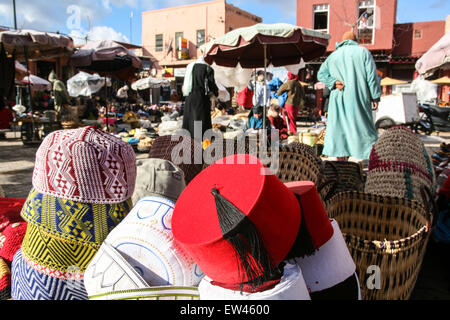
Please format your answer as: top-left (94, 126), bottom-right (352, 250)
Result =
top-left (141, 0), bottom-right (262, 78)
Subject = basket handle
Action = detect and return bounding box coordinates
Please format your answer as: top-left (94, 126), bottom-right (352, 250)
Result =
top-left (420, 185), bottom-right (436, 232)
top-left (317, 161), bottom-right (340, 202)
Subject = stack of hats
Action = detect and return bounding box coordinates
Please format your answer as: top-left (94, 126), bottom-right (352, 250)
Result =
top-left (0, 197), bottom-right (26, 300)
top-left (84, 158), bottom-right (202, 300)
top-left (365, 126), bottom-right (435, 204)
top-left (172, 154), bottom-right (359, 300)
top-left (11, 126), bottom-right (136, 300)
top-left (148, 135), bottom-right (204, 184)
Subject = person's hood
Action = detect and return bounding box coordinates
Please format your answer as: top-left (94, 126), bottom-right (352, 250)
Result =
top-left (335, 39), bottom-right (359, 50)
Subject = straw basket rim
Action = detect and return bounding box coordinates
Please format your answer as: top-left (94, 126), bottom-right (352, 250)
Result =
top-left (325, 191), bottom-right (431, 251)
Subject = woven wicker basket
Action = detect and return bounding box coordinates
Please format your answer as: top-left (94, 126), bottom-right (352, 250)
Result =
top-left (275, 143), bottom-right (335, 201)
top-left (276, 143), bottom-right (323, 182)
top-left (322, 161), bottom-right (365, 200)
top-left (202, 137), bottom-right (262, 169)
top-left (365, 166), bottom-right (433, 205)
top-left (326, 191), bottom-right (432, 300)
top-left (369, 126), bottom-right (435, 188)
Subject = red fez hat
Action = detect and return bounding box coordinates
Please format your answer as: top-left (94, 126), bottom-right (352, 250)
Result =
top-left (172, 154), bottom-right (301, 290)
top-left (285, 181), bottom-right (334, 251)
top-left (172, 154), bottom-right (334, 291)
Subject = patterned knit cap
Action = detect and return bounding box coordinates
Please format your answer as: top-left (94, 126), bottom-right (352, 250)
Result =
top-left (11, 249), bottom-right (88, 300)
top-left (0, 222), bottom-right (27, 264)
top-left (32, 126), bottom-right (137, 204)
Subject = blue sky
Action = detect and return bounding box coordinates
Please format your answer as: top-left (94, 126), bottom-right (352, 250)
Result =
top-left (0, 0), bottom-right (448, 45)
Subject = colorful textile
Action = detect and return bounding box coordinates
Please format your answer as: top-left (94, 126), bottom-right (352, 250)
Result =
top-left (21, 223), bottom-right (99, 272)
top-left (318, 40), bottom-right (381, 160)
top-left (11, 249), bottom-right (88, 300)
top-left (284, 103), bottom-right (299, 134)
top-left (32, 126), bottom-right (137, 204)
top-left (0, 222), bottom-right (27, 263)
top-left (21, 188), bottom-right (132, 245)
top-left (0, 198), bottom-right (26, 233)
top-left (236, 87), bottom-right (254, 109)
top-left (0, 258), bottom-right (11, 300)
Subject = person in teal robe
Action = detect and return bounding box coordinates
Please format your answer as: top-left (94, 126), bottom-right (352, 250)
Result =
top-left (317, 31), bottom-right (381, 160)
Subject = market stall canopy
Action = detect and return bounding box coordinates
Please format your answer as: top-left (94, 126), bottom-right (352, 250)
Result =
top-left (15, 61), bottom-right (27, 81)
top-left (67, 71), bottom-right (112, 97)
top-left (416, 31), bottom-right (450, 77)
top-left (203, 23), bottom-right (330, 68)
top-left (380, 77), bottom-right (408, 86)
top-left (431, 76), bottom-right (450, 85)
top-left (20, 74), bottom-right (52, 91)
top-left (70, 40), bottom-right (142, 81)
top-left (131, 77), bottom-right (171, 91)
top-left (0, 29), bottom-right (74, 60)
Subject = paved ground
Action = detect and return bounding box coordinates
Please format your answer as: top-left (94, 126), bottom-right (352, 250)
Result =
top-left (1, 129), bottom-right (449, 300)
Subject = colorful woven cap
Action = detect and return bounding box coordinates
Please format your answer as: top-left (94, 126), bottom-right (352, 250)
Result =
top-left (0, 222), bottom-right (27, 264)
top-left (172, 154), bottom-right (302, 288)
top-left (20, 188), bottom-right (132, 246)
top-left (85, 196), bottom-right (203, 296)
top-left (11, 249), bottom-right (88, 300)
top-left (32, 126), bottom-right (137, 204)
top-left (132, 159), bottom-right (186, 205)
top-left (148, 135), bottom-right (204, 184)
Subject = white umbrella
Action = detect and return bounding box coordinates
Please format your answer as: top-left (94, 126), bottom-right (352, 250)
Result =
top-left (21, 74), bottom-right (52, 91)
top-left (416, 31), bottom-right (450, 77)
top-left (131, 77), bottom-right (171, 91)
top-left (67, 71), bottom-right (111, 97)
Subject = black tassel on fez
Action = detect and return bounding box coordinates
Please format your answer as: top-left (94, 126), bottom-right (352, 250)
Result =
top-left (284, 194), bottom-right (316, 261)
top-left (211, 187), bottom-right (278, 292)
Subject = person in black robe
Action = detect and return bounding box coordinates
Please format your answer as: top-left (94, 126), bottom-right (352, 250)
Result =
top-left (182, 64), bottom-right (218, 139)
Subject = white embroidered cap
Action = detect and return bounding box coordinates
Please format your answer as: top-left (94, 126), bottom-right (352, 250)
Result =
top-left (84, 196), bottom-right (203, 297)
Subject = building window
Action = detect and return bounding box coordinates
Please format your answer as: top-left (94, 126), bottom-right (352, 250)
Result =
top-left (414, 29), bottom-right (422, 39)
top-left (175, 32), bottom-right (184, 51)
top-left (197, 29), bottom-right (206, 47)
top-left (155, 34), bottom-right (163, 52)
top-left (357, 0), bottom-right (376, 44)
top-left (313, 4), bottom-right (329, 34)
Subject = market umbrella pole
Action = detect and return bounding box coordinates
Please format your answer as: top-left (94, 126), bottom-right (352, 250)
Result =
top-left (263, 44), bottom-right (267, 132)
top-left (104, 77), bottom-right (109, 131)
